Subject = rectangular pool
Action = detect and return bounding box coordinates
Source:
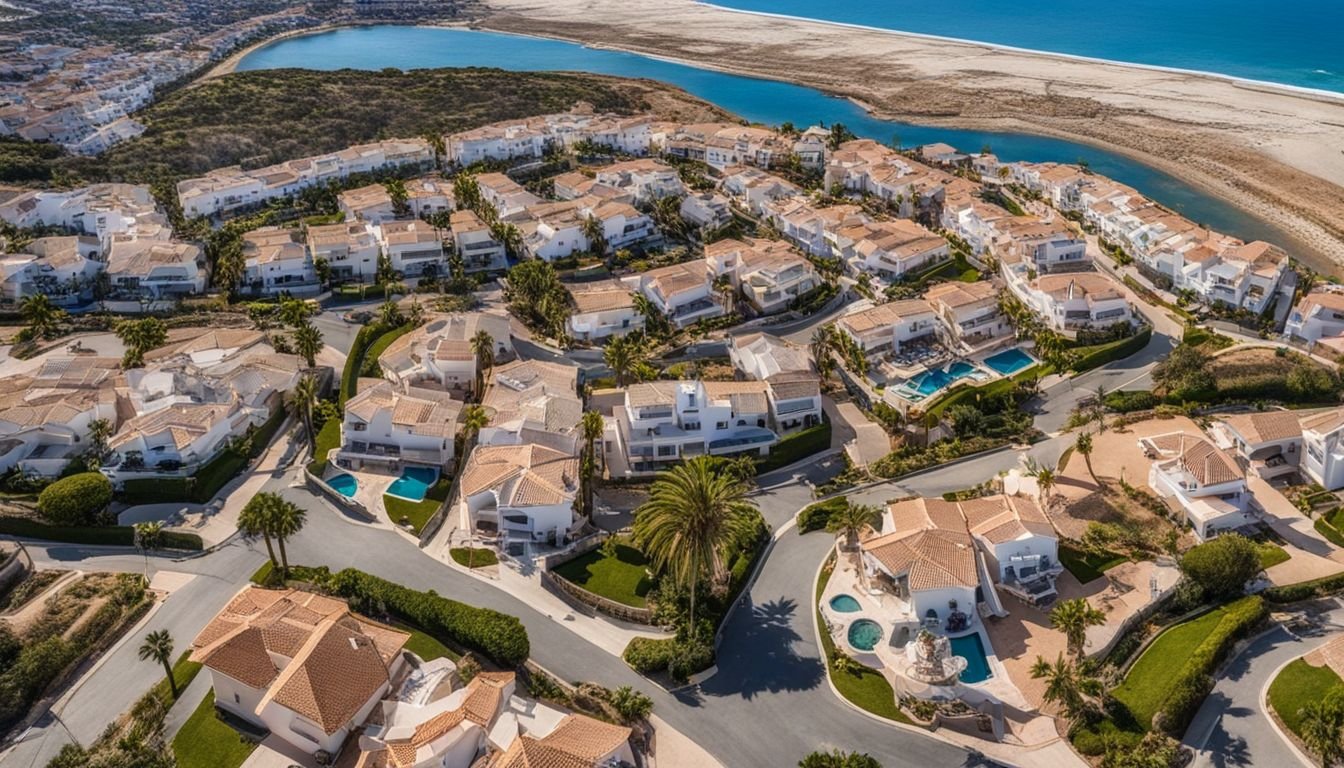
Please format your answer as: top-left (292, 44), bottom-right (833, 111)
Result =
top-left (386, 466), bottom-right (439, 502)
top-left (983, 348), bottom-right (1036, 377)
top-left (949, 632), bottom-right (993, 684)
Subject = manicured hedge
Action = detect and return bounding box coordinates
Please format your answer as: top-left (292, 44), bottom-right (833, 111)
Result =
top-left (797, 497), bottom-right (849, 534)
top-left (306, 418), bottom-right (342, 476)
top-left (1264, 569), bottom-right (1344, 603)
top-left (119, 407), bottom-right (287, 506)
top-left (0, 517), bottom-right (203, 550)
top-left (756, 421), bottom-right (831, 473)
top-left (329, 568), bottom-right (529, 667)
top-left (1104, 390), bottom-right (1159, 413)
top-left (1069, 326), bottom-right (1152, 373)
top-left (1154, 596), bottom-right (1266, 734)
top-left (37, 472), bottom-right (112, 526)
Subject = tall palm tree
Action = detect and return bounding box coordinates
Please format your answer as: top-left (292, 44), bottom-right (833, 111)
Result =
top-left (470, 330), bottom-right (495, 400)
top-left (292, 321), bottom-right (323, 369)
top-left (580, 410), bottom-right (605, 514)
top-left (269, 496), bottom-right (306, 580)
top-left (604, 334), bottom-right (638, 387)
top-left (290, 374), bottom-right (319, 456)
top-left (378, 298), bottom-right (403, 328)
top-left (1029, 653), bottom-right (1099, 725)
top-left (1075, 431), bottom-right (1099, 486)
top-left (1048, 598), bottom-right (1106, 660)
top-left (138, 629), bottom-right (177, 698)
top-left (826, 503), bottom-right (879, 550)
top-left (631, 455), bottom-right (759, 628)
top-left (20, 293), bottom-right (63, 339)
top-left (87, 417), bottom-right (113, 463)
top-left (581, 215), bottom-right (608, 256)
top-left (239, 494), bottom-right (279, 570)
top-left (460, 404), bottom-right (489, 446)
top-left (1299, 695), bottom-right (1344, 767)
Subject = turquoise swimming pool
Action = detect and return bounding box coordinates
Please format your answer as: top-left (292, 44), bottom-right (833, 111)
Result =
top-left (983, 348), bottom-right (1036, 377)
top-left (907, 361), bottom-right (979, 397)
top-left (829, 594), bottom-right (861, 613)
top-left (387, 466), bottom-right (438, 502)
top-left (950, 633), bottom-right (993, 684)
top-left (328, 473), bottom-right (358, 498)
top-left (848, 619), bottom-right (883, 651)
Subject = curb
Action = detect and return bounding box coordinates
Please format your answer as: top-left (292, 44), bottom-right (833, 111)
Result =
top-left (1257, 651), bottom-right (1316, 768)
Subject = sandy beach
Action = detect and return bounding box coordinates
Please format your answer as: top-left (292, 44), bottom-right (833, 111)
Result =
top-left (479, 0), bottom-right (1344, 274)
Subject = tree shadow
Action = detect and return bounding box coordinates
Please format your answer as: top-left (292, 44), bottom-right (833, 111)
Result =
top-left (699, 596), bottom-right (825, 700)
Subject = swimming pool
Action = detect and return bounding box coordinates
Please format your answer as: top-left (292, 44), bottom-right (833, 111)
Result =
top-left (386, 466), bottom-right (438, 502)
top-left (983, 348), bottom-right (1036, 377)
top-left (328, 473), bottom-right (358, 498)
top-left (906, 361), bottom-right (979, 397)
top-left (848, 619), bottom-right (884, 652)
top-left (950, 633), bottom-right (993, 684)
top-left (829, 595), bottom-right (861, 613)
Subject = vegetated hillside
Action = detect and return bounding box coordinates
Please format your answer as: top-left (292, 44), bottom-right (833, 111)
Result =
top-left (29, 67), bottom-right (733, 186)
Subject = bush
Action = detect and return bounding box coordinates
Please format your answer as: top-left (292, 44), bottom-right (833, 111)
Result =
top-left (1180, 534), bottom-right (1261, 601)
top-left (37, 473), bottom-right (112, 526)
top-left (1264, 568), bottom-right (1344, 603)
top-left (756, 421), bottom-right (831, 473)
top-left (622, 636), bottom-right (676, 675)
top-left (1104, 390), bottom-right (1159, 413)
top-left (0, 516), bottom-right (134, 546)
top-left (1153, 595), bottom-right (1266, 734)
top-left (1070, 326), bottom-right (1152, 373)
top-left (798, 497), bottom-right (849, 534)
top-left (329, 568), bottom-right (529, 667)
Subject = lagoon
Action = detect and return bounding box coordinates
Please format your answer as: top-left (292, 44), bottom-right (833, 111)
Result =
top-left (236, 25), bottom-right (1292, 249)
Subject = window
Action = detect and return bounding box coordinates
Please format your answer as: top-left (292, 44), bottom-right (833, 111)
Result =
top-left (716, 421), bottom-right (729, 430)
top-left (233, 692), bottom-right (240, 704)
top-left (657, 445), bottom-right (676, 457)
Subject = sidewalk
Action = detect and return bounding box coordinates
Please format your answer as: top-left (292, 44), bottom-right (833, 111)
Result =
top-left (1248, 476), bottom-right (1344, 584)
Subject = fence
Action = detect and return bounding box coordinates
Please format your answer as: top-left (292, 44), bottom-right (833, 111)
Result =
top-left (539, 531), bottom-right (657, 625)
top-left (304, 469), bottom-right (373, 520)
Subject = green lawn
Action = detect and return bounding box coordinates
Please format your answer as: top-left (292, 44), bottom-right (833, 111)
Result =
top-left (1256, 541), bottom-right (1291, 570)
top-left (757, 421), bottom-right (831, 473)
top-left (306, 418), bottom-right (341, 476)
top-left (1112, 605), bottom-right (1233, 727)
top-left (384, 475), bottom-right (452, 535)
top-left (154, 651), bottom-right (204, 704)
top-left (450, 547), bottom-right (498, 568)
top-left (1269, 657), bottom-right (1344, 739)
top-left (1059, 543), bottom-right (1128, 584)
top-left (172, 692), bottom-right (258, 768)
top-left (552, 543), bottom-right (654, 607)
top-left (399, 623), bottom-right (462, 662)
top-left (1315, 509), bottom-right (1344, 548)
top-left (815, 558), bottom-right (911, 723)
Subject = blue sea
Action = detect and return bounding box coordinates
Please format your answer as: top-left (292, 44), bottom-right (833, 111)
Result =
top-left (710, 0), bottom-right (1344, 94)
top-left (235, 26), bottom-right (1301, 256)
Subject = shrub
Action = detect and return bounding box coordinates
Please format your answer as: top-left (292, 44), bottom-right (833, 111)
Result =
top-left (329, 569), bottom-right (528, 667)
top-left (1180, 534), bottom-right (1261, 601)
top-left (37, 473), bottom-right (112, 526)
top-left (623, 636), bottom-right (676, 675)
top-left (0, 517), bottom-right (134, 546)
top-left (1104, 390), bottom-right (1159, 413)
top-left (1264, 569), bottom-right (1344, 603)
top-left (1153, 595), bottom-right (1266, 734)
top-left (607, 685), bottom-right (654, 723)
top-left (798, 497), bottom-right (849, 534)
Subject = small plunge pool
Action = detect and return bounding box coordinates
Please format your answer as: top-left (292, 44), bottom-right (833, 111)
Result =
top-left (328, 473), bottom-right (358, 498)
top-left (829, 594), bottom-right (861, 613)
top-left (847, 619), bottom-right (883, 652)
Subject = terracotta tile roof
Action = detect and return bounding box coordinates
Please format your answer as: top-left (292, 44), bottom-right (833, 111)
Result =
top-left (766, 372), bottom-right (820, 401)
top-left (568, 279), bottom-right (636, 314)
top-left (538, 715), bottom-right (632, 763)
top-left (199, 627), bottom-right (280, 689)
top-left (885, 497), bottom-right (965, 538)
top-left (838, 300), bottom-right (934, 335)
top-left (860, 528), bottom-right (979, 591)
top-left (625, 381), bottom-right (678, 408)
top-left (1220, 411), bottom-right (1303, 445)
top-left (960, 494), bottom-right (1055, 545)
top-left (460, 443), bottom-right (579, 508)
top-left (268, 616), bottom-right (404, 735)
top-left (490, 736), bottom-right (593, 768)
top-left (1301, 409), bottom-right (1344, 436)
top-left (1146, 432), bottom-right (1244, 486)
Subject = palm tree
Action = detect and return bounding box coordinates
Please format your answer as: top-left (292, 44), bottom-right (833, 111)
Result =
top-left (290, 374), bottom-right (319, 456)
top-left (811, 327), bottom-right (836, 382)
top-left (408, 299), bottom-right (425, 327)
top-left (631, 455), bottom-right (759, 628)
top-left (471, 330), bottom-right (495, 400)
top-left (460, 404), bottom-right (488, 446)
top-left (87, 417), bottom-right (113, 463)
top-left (581, 410), bottom-right (605, 514)
top-left (1048, 598), bottom-right (1106, 660)
top-left (604, 334), bottom-right (640, 387)
top-left (138, 629), bottom-right (177, 698)
top-left (826, 503), bottom-right (879, 550)
top-left (1075, 431), bottom-right (1099, 486)
top-left (631, 293), bottom-right (668, 339)
top-left (581, 215), bottom-right (608, 256)
top-left (292, 321), bottom-right (323, 369)
top-left (1031, 465), bottom-right (1058, 508)
top-left (115, 317), bottom-right (168, 369)
top-left (269, 496), bottom-right (306, 580)
top-left (378, 298), bottom-right (403, 328)
top-left (20, 293), bottom-right (64, 339)
top-left (239, 494), bottom-right (279, 570)
top-left (713, 275), bottom-right (736, 316)
top-left (1299, 694), bottom-right (1344, 767)
top-left (1030, 653), bottom-right (1100, 725)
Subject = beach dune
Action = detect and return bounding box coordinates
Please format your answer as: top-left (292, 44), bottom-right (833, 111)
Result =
top-left (481, 0), bottom-right (1344, 273)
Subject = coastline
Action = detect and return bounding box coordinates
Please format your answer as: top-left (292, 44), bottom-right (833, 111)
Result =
top-left (475, 0), bottom-right (1344, 274)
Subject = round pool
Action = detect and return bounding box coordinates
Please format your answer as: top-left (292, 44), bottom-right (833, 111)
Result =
top-left (847, 619), bottom-right (883, 652)
top-left (829, 594), bottom-right (861, 613)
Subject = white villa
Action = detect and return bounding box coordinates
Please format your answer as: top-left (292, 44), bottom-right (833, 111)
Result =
top-left (377, 312), bottom-right (513, 395)
top-left (1302, 410), bottom-right (1344, 491)
top-left (705, 237), bottom-right (818, 316)
top-left (105, 239), bottom-right (204, 300)
top-left (834, 219), bottom-right (951, 283)
top-left (1142, 431), bottom-right (1252, 541)
top-left (515, 197), bottom-right (655, 261)
top-left (1214, 410), bottom-right (1303, 482)
top-left (627, 262), bottom-right (723, 328)
top-left (0, 235), bottom-right (102, 307)
top-left (338, 183), bottom-right (398, 224)
top-left (591, 158), bottom-right (685, 203)
top-left (337, 380), bottom-right (462, 472)
top-left (719, 166), bottom-right (802, 218)
top-left (835, 300), bottom-right (938, 362)
top-left (729, 332), bottom-right (813, 382)
top-left (567, 279), bottom-right (644, 342)
top-left (993, 218), bottom-right (1088, 275)
top-left (376, 219), bottom-right (446, 278)
top-left (190, 586), bottom-right (411, 759)
top-left (1286, 289), bottom-right (1344, 349)
top-left (106, 401), bottom-right (250, 473)
top-left (960, 495), bottom-right (1060, 607)
top-left (307, 222), bottom-right (379, 285)
top-left (479, 359), bottom-right (583, 446)
top-left (448, 210), bottom-right (507, 272)
top-left (923, 281), bottom-right (1013, 354)
top-left (241, 226), bottom-right (318, 297)
top-left (680, 191), bottom-right (732, 230)
top-left (1002, 265), bottom-right (1132, 335)
top-left (459, 443), bottom-right (581, 546)
top-left (475, 173), bottom-right (541, 219)
top-left (0, 357), bottom-right (120, 478)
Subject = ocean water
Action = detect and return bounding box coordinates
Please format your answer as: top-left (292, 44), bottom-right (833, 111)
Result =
top-left (711, 0), bottom-right (1344, 94)
top-left (235, 26), bottom-right (1295, 250)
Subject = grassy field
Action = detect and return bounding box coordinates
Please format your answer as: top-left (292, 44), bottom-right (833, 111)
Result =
top-left (1255, 541), bottom-right (1291, 570)
top-left (1058, 543), bottom-right (1127, 584)
top-left (1112, 605), bottom-right (1233, 728)
top-left (399, 624), bottom-right (462, 663)
top-left (172, 692), bottom-right (257, 768)
top-left (1268, 657), bottom-right (1343, 739)
top-left (306, 418), bottom-right (341, 477)
top-left (384, 475), bottom-right (452, 535)
top-left (815, 558), bottom-right (911, 723)
top-left (450, 548), bottom-right (498, 569)
top-left (553, 543), bottom-right (654, 607)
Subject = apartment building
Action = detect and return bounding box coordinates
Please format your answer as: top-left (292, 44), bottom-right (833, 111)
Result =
top-left (705, 237), bottom-right (818, 315)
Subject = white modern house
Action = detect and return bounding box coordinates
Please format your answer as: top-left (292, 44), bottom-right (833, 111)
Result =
top-left (567, 279), bottom-right (644, 342)
top-left (241, 226), bottom-right (318, 297)
top-left (729, 332), bottom-right (813, 381)
top-left (0, 236), bottom-right (102, 307)
top-left (337, 380), bottom-right (462, 472)
top-left (191, 586), bottom-right (410, 760)
top-left (994, 218), bottom-right (1088, 274)
top-left (307, 222), bottom-right (379, 284)
top-left (376, 219), bottom-right (446, 278)
top-left (606, 380), bottom-right (779, 475)
top-left (627, 262), bottom-right (723, 328)
top-left (1302, 410), bottom-right (1344, 491)
top-left (1215, 410), bottom-right (1303, 482)
top-left (1002, 264), bottom-right (1132, 335)
top-left (1286, 289), bottom-right (1344, 346)
top-left (834, 300), bottom-right (938, 362)
top-left (459, 443), bottom-right (580, 546)
top-left (705, 237), bottom-right (818, 316)
top-left (960, 494), bottom-right (1060, 607)
top-left (1142, 431), bottom-right (1253, 541)
top-left (680, 191), bottom-right (732, 230)
top-left (923, 281), bottom-right (1013, 354)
